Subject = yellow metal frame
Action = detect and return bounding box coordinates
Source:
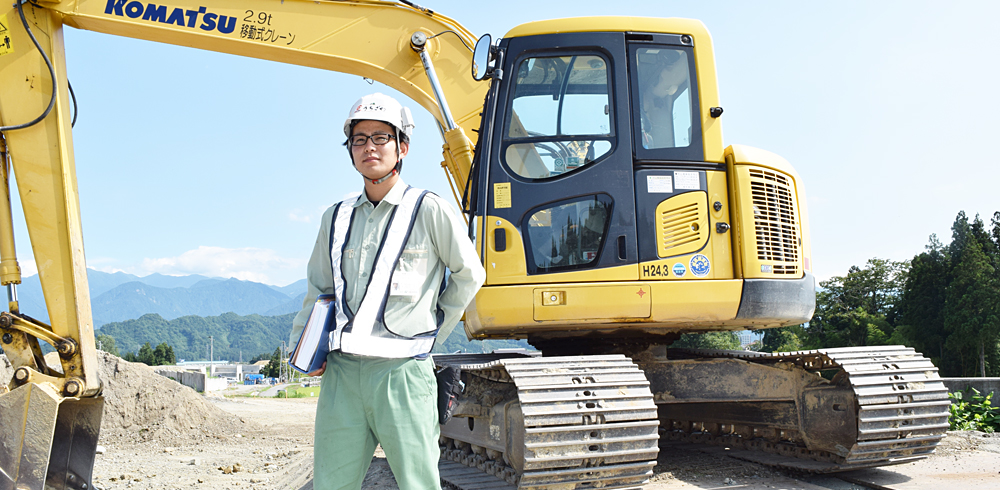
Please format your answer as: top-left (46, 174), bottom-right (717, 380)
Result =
top-left (465, 279), bottom-right (745, 339)
top-left (0, 0), bottom-right (490, 395)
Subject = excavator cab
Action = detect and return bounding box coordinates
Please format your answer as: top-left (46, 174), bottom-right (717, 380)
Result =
top-left (463, 20), bottom-right (816, 346)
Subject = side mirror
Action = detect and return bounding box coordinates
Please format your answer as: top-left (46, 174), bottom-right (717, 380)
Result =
top-left (472, 33), bottom-right (494, 81)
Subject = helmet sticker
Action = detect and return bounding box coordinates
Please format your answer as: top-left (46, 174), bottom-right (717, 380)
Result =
top-left (343, 93), bottom-right (415, 138)
top-left (354, 102), bottom-right (386, 114)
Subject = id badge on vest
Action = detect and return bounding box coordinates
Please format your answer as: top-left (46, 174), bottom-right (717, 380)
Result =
top-left (390, 271), bottom-right (421, 299)
top-left (390, 250), bottom-right (427, 300)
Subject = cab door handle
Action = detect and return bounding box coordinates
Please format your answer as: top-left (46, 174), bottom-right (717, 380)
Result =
top-left (617, 235), bottom-right (626, 260)
top-left (494, 228), bottom-right (507, 252)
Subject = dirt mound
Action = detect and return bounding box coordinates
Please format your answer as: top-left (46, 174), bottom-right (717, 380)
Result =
top-left (1, 352), bottom-right (260, 447)
top-left (0, 353), bottom-right (11, 388)
top-left (94, 350), bottom-right (261, 446)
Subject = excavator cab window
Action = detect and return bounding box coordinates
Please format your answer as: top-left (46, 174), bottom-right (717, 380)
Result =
top-left (628, 38), bottom-right (703, 161)
top-left (635, 48), bottom-right (692, 150)
top-left (524, 194), bottom-right (613, 272)
top-left (503, 54), bottom-right (614, 179)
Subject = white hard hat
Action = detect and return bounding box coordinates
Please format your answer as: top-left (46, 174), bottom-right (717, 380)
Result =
top-left (343, 93), bottom-right (415, 138)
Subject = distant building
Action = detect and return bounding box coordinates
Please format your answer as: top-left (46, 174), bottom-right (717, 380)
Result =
top-left (736, 330), bottom-right (764, 349)
top-left (174, 360), bottom-right (262, 378)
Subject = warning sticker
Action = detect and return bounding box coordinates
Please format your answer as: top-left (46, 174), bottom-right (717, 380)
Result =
top-left (493, 182), bottom-right (511, 209)
top-left (674, 171), bottom-right (699, 190)
top-left (0, 15), bottom-right (13, 57)
top-left (647, 175), bottom-right (673, 193)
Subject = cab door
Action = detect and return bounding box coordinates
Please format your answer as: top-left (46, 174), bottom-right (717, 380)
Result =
top-left (481, 33), bottom-right (637, 285)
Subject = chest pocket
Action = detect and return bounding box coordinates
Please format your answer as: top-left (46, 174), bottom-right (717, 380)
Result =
top-left (389, 248), bottom-right (429, 302)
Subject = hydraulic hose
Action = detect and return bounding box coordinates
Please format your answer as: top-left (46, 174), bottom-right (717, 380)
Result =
top-left (0, 1), bottom-right (57, 132)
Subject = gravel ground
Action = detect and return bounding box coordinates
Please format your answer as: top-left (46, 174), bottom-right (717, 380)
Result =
top-left (3, 354), bottom-right (998, 489)
top-left (94, 393), bottom-right (1000, 490)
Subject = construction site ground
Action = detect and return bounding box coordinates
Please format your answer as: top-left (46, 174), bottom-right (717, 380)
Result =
top-left (2, 353), bottom-right (999, 489)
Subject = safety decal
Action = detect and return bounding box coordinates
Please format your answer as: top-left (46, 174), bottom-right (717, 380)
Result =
top-left (647, 175), bottom-right (673, 193)
top-left (690, 254), bottom-right (711, 277)
top-left (0, 15), bottom-right (12, 57)
top-left (672, 263), bottom-right (686, 277)
top-left (674, 171), bottom-right (700, 190)
top-left (493, 182), bottom-right (511, 209)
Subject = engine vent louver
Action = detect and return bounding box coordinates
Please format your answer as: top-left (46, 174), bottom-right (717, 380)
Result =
top-left (655, 193), bottom-right (707, 258)
top-left (748, 169), bottom-right (800, 275)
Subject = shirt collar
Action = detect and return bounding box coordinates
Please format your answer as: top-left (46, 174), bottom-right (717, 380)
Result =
top-left (353, 178), bottom-right (408, 208)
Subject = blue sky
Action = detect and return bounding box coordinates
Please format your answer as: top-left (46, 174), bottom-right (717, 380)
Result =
top-left (8, 0), bottom-right (1000, 287)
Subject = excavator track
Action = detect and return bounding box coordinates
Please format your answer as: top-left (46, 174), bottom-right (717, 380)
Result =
top-left (654, 345), bottom-right (951, 473)
top-left (435, 354), bottom-right (659, 490)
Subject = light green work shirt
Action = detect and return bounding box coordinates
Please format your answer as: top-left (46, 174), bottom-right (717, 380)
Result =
top-left (290, 179), bottom-right (486, 351)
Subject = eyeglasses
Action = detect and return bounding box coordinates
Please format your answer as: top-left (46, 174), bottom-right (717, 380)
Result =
top-left (349, 133), bottom-right (395, 147)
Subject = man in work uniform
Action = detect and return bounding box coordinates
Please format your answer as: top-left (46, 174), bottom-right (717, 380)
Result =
top-left (289, 93), bottom-right (486, 490)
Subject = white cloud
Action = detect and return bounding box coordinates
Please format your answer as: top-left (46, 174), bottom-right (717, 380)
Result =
top-left (288, 209), bottom-right (312, 223)
top-left (17, 259), bottom-right (36, 277)
top-left (139, 246), bottom-right (304, 285)
top-left (91, 266), bottom-right (128, 274)
top-left (86, 257), bottom-right (127, 274)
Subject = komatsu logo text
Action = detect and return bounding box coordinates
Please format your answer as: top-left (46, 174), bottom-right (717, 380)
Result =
top-left (104, 1), bottom-right (237, 34)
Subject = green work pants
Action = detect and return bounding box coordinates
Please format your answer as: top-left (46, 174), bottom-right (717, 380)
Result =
top-left (313, 352), bottom-right (441, 490)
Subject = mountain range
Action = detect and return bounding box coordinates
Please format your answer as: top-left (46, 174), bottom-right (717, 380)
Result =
top-left (15, 269), bottom-right (531, 360)
top-left (14, 269), bottom-right (307, 327)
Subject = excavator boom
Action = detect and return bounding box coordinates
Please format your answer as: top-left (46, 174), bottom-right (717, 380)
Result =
top-left (0, 1), bottom-right (485, 488)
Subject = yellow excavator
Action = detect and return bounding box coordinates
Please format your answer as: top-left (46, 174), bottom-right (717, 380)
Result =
top-left (0, 1), bottom-right (949, 489)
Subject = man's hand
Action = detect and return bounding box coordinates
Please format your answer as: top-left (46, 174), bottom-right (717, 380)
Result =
top-left (307, 362), bottom-right (327, 377)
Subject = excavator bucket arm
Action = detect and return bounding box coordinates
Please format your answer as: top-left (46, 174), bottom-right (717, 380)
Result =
top-left (0, 1), bottom-right (487, 488)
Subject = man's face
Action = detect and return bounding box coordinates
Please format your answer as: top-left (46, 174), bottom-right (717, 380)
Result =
top-left (350, 120), bottom-right (409, 180)
top-left (651, 60), bottom-right (688, 98)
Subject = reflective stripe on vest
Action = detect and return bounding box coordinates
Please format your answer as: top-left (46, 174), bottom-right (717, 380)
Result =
top-left (327, 187), bottom-right (434, 358)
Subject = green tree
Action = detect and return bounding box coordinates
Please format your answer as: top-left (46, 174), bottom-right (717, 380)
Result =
top-left (760, 325), bottom-right (804, 352)
top-left (671, 331), bottom-right (741, 350)
top-left (894, 235), bottom-right (951, 367)
top-left (806, 258), bottom-right (907, 348)
top-left (943, 235), bottom-right (999, 377)
top-left (126, 341), bottom-right (176, 366)
top-left (261, 347), bottom-right (281, 378)
top-left (895, 212), bottom-right (1000, 377)
top-left (95, 334), bottom-right (119, 356)
top-left (153, 342), bottom-right (176, 365)
top-left (136, 342), bottom-right (155, 365)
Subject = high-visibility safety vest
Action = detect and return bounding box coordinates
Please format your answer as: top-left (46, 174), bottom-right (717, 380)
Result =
top-left (326, 186), bottom-right (438, 358)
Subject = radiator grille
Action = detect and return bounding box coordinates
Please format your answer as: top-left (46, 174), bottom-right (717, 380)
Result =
top-left (749, 169), bottom-right (799, 274)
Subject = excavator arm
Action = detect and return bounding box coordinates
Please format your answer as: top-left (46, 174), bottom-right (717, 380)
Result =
top-left (0, 1), bottom-right (486, 488)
